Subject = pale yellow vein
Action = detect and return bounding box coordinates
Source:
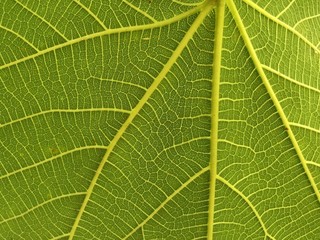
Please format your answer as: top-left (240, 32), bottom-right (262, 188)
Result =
top-left (0, 145), bottom-right (108, 180)
top-left (68, 4), bottom-right (212, 238)
top-left (0, 5), bottom-right (202, 70)
top-left (0, 108), bottom-right (130, 128)
top-left (262, 64), bottom-right (320, 94)
top-left (0, 192), bottom-right (86, 224)
top-left (227, 0), bottom-right (320, 204)
top-left (290, 122), bottom-right (320, 134)
top-left (0, 25), bottom-right (39, 52)
top-left (123, 167), bottom-right (210, 239)
top-left (216, 175), bottom-right (275, 240)
top-left (73, 0), bottom-right (108, 30)
top-left (122, 0), bottom-right (157, 23)
top-left (276, 0), bottom-right (296, 18)
top-left (15, 0), bottom-right (69, 41)
top-left (242, 0), bottom-right (320, 54)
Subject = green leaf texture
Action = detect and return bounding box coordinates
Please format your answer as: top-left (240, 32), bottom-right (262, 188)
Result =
top-left (1, 0), bottom-right (320, 239)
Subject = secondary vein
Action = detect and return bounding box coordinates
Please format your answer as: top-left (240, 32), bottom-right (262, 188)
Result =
top-left (68, 3), bottom-right (213, 238)
top-left (227, 0), bottom-right (320, 212)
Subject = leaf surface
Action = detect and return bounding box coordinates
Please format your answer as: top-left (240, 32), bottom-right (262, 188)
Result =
top-left (1, 0), bottom-right (320, 239)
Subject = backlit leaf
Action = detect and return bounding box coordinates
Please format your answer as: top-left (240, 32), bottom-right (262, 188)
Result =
top-left (1, 0), bottom-right (320, 239)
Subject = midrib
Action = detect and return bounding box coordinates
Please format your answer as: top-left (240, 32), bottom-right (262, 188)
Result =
top-left (207, 0), bottom-right (226, 239)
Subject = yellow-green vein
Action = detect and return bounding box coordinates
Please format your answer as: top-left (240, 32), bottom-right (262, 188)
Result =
top-left (0, 25), bottom-right (39, 52)
top-left (122, 0), bottom-right (157, 23)
top-left (15, 0), bottom-right (69, 41)
top-left (123, 167), bottom-right (210, 239)
top-left (0, 192), bottom-right (86, 224)
top-left (208, 0), bottom-right (225, 239)
top-left (226, 0), bottom-right (320, 203)
top-left (242, 0), bottom-right (320, 54)
top-left (0, 145), bottom-right (108, 181)
top-left (262, 64), bottom-right (320, 94)
top-left (0, 5), bottom-right (202, 70)
top-left (216, 175), bottom-right (275, 240)
top-left (289, 122), bottom-right (320, 134)
top-left (0, 108), bottom-right (130, 128)
top-left (73, 0), bottom-right (108, 30)
top-left (68, 4), bottom-right (213, 238)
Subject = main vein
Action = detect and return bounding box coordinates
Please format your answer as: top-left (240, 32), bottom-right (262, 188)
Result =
top-left (208, 0), bottom-right (225, 239)
top-left (227, 0), bottom-right (320, 203)
top-left (68, 3), bottom-right (213, 239)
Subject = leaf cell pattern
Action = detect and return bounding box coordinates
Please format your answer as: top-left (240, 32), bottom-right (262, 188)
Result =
top-left (0, 0), bottom-right (319, 239)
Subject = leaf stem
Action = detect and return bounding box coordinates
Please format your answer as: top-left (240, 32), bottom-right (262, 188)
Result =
top-left (208, 0), bottom-right (225, 239)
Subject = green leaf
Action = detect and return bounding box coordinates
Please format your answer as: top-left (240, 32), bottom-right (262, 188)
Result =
top-left (1, 0), bottom-right (320, 239)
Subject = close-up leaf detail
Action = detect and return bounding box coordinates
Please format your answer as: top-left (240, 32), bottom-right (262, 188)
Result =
top-left (0, 0), bottom-right (320, 239)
